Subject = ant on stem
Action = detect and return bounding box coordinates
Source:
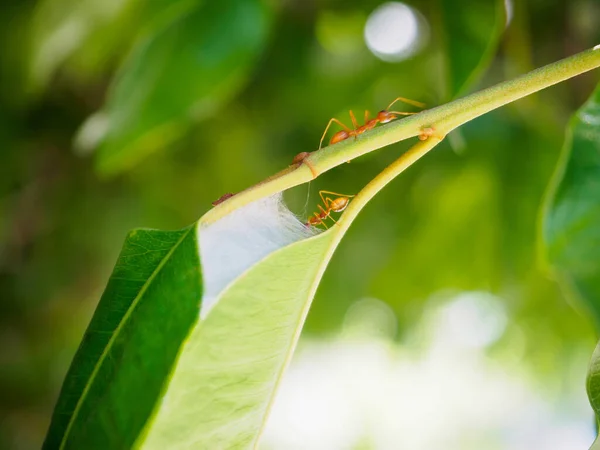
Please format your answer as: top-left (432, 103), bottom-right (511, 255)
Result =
top-left (306, 190), bottom-right (354, 229)
top-left (211, 192), bottom-right (236, 206)
top-left (319, 96), bottom-right (426, 149)
top-left (291, 97), bottom-right (434, 178)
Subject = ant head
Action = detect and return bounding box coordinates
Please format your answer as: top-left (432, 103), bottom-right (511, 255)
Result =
top-left (377, 110), bottom-right (396, 124)
top-left (330, 197), bottom-right (350, 213)
top-left (330, 130), bottom-right (350, 145)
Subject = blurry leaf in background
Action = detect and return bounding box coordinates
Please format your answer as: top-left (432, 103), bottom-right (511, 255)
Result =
top-left (87, 0), bottom-right (272, 175)
top-left (542, 83), bottom-right (600, 329)
top-left (438, 0), bottom-right (506, 99)
top-left (28, 0), bottom-right (128, 92)
top-left (28, 0), bottom-right (209, 93)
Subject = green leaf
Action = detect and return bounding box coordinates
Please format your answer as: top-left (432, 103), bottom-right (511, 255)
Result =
top-left (95, 0), bottom-right (271, 175)
top-left (139, 229), bottom-right (338, 448)
top-left (438, 0), bottom-right (505, 99)
top-left (43, 196), bottom-right (349, 448)
top-left (588, 339), bottom-right (600, 417)
top-left (43, 227), bottom-right (202, 449)
top-left (542, 84), bottom-right (600, 329)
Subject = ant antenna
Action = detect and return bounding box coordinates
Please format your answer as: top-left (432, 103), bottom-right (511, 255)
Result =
top-left (386, 96), bottom-right (426, 110)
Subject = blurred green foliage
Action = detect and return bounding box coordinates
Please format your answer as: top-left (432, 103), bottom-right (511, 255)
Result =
top-left (0, 0), bottom-right (599, 448)
top-left (543, 84), bottom-right (600, 330)
top-left (438, 0), bottom-right (504, 98)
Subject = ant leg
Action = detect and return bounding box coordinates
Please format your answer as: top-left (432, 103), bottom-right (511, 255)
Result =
top-left (349, 110), bottom-right (359, 140)
top-left (319, 191), bottom-right (332, 208)
top-left (386, 96), bottom-right (426, 110)
top-left (364, 110), bottom-right (371, 123)
top-left (317, 203), bottom-right (332, 218)
top-left (388, 111), bottom-right (418, 116)
top-left (349, 110), bottom-right (359, 129)
top-left (318, 203), bottom-right (340, 225)
top-left (319, 190), bottom-right (355, 204)
top-left (315, 207), bottom-right (330, 228)
top-left (320, 118), bottom-right (352, 149)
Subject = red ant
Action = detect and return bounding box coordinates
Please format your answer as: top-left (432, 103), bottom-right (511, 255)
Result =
top-left (306, 190), bottom-right (354, 228)
top-left (212, 192), bottom-right (236, 206)
top-left (319, 96), bottom-right (426, 149)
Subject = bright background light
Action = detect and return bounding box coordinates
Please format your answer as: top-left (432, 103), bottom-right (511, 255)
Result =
top-left (364, 2), bottom-right (429, 62)
top-left (261, 292), bottom-right (594, 450)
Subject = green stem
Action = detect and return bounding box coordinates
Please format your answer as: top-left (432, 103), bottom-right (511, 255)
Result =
top-left (337, 137), bottom-right (441, 232)
top-left (200, 46), bottom-right (600, 226)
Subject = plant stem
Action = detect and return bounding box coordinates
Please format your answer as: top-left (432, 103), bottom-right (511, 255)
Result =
top-left (337, 137), bottom-right (442, 232)
top-left (201, 46), bottom-right (600, 226)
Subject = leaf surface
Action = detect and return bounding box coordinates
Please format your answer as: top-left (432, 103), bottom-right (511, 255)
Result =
top-left (542, 84), bottom-right (600, 436)
top-left (43, 227), bottom-right (202, 449)
top-left (44, 199), bottom-right (347, 449)
top-left (542, 84), bottom-right (600, 328)
top-left (140, 229), bottom-right (338, 449)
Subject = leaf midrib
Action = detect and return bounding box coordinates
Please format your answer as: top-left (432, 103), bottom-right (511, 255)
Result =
top-left (58, 226), bottom-right (194, 449)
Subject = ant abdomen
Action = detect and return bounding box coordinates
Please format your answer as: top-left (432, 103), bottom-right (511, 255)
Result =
top-left (329, 197), bottom-right (350, 213)
top-left (330, 130), bottom-right (350, 144)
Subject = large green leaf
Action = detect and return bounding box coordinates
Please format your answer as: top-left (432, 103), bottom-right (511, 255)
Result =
top-left (438, 0), bottom-right (505, 99)
top-left (542, 84), bottom-right (600, 328)
top-left (542, 84), bottom-right (600, 443)
top-left (42, 193), bottom-right (349, 448)
top-left (95, 0), bottom-right (271, 174)
top-left (43, 227), bottom-right (203, 449)
top-left (140, 229), bottom-right (338, 448)
top-left (589, 337), bottom-right (600, 448)
top-left (589, 340), bottom-right (600, 415)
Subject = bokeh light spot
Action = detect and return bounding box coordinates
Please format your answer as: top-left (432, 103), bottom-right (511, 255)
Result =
top-left (343, 297), bottom-right (398, 339)
top-left (364, 2), bottom-right (428, 62)
top-left (435, 292), bottom-right (507, 349)
top-left (505, 0), bottom-right (514, 26)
